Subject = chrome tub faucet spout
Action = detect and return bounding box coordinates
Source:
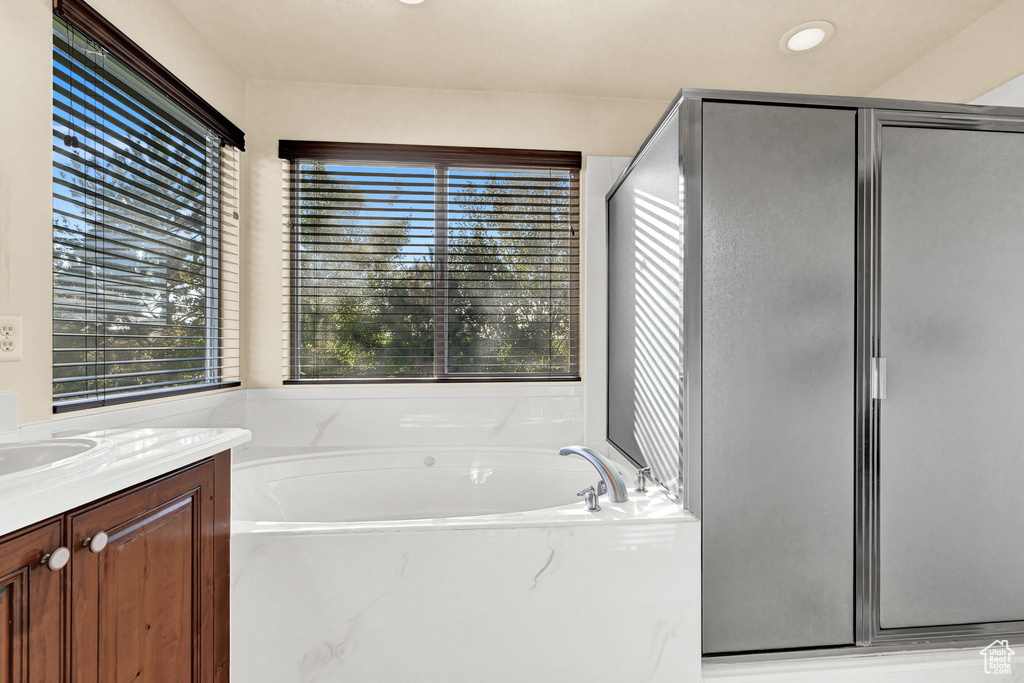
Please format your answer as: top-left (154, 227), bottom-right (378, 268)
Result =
top-left (558, 445), bottom-right (629, 503)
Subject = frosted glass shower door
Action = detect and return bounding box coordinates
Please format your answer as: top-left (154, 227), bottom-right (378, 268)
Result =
top-left (701, 102), bottom-right (856, 653)
top-left (878, 124), bottom-right (1024, 629)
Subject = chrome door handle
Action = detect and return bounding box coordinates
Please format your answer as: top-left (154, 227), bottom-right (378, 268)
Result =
top-left (871, 357), bottom-right (887, 400)
top-left (42, 547), bottom-right (71, 571)
top-left (84, 532), bottom-right (108, 554)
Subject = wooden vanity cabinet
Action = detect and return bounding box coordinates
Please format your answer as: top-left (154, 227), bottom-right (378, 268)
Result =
top-left (70, 458), bottom-right (221, 683)
top-left (0, 451), bottom-right (229, 683)
top-left (0, 521), bottom-right (64, 683)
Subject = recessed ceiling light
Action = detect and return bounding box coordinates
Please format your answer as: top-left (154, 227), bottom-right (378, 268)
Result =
top-left (780, 21), bottom-right (834, 53)
top-left (397, 0), bottom-right (426, 4)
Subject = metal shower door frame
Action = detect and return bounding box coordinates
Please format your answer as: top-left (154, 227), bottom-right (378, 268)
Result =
top-left (607, 89), bottom-right (1024, 657)
top-left (855, 107), bottom-right (1024, 647)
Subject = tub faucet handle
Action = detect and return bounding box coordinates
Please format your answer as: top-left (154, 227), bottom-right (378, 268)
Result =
top-left (577, 486), bottom-right (601, 512)
top-left (558, 446), bottom-right (628, 503)
top-left (634, 467), bottom-right (652, 493)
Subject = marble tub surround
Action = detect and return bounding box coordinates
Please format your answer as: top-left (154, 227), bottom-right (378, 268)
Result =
top-left (242, 384), bottom-right (585, 450)
top-left (3, 384), bottom-right (588, 454)
top-left (236, 517), bottom-right (700, 683)
top-left (0, 427), bottom-right (250, 536)
top-left (232, 447), bottom-right (701, 683)
top-left (11, 390), bottom-right (247, 437)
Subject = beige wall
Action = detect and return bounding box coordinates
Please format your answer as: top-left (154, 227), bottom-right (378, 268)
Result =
top-left (243, 79), bottom-right (666, 388)
top-left (0, 0), bottom-right (53, 425)
top-left (0, 0), bottom-right (245, 424)
top-left (870, 0), bottom-right (1024, 103)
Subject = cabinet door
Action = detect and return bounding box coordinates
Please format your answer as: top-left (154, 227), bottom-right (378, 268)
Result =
top-left (69, 461), bottom-right (215, 683)
top-left (0, 521), bottom-right (64, 683)
top-left (701, 102), bottom-right (856, 653)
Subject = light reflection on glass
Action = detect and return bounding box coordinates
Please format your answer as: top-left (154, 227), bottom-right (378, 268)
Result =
top-left (632, 188), bottom-right (683, 498)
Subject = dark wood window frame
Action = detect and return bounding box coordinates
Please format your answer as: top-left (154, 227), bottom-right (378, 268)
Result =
top-left (53, 0), bottom-right (244, 150)
top-left (280, 140), bottom-right (582, 384)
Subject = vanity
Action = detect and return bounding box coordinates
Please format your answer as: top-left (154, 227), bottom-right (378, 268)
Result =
top-left (0, 428), bottom-right (249, 682)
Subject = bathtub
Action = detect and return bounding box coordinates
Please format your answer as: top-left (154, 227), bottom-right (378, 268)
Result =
top-left (230, 447), bottom-right (701, 683)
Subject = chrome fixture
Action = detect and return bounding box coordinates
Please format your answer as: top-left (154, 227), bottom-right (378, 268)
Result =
top-left (634, 467), bottom-right (651, 493)
top-left (85, 531), bottom-right (108, 554)
top-left (577, 486), bottom-right (601, 512)
top-left (41, 546), bottom-right (70, 571)
top-left (870, 357), bottom-right (887, 400)
top-left (559, 445), bottom-right (629, 503)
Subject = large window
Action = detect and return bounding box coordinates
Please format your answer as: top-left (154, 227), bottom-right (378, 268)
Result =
top-left (52, 5), bottom-right (243, 412)
top-left (280, 142), bottom-right (581, 382)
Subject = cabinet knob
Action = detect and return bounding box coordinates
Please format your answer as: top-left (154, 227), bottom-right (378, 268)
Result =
top-left (84, 532), bottom-right (108, 554)
top-left (41, 547), bottom-right (71, 571)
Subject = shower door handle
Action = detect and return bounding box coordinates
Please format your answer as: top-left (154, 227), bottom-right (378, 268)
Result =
top-left (871, 357), bottom-right (887, 400)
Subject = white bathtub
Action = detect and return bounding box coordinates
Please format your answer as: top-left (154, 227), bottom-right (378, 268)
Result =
top-left (230, 447), bottom-right (701, 683)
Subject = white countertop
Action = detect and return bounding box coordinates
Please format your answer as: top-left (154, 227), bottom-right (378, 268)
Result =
top-left (0, 427), bottom-right (250, 537)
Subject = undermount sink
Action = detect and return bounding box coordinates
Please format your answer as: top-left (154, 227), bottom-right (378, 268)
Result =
top-left (0, 438), bottom-right (105, 479)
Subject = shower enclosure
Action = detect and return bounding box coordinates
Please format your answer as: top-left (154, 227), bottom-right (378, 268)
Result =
top-left (606, 89), bottom-right (1024, 655)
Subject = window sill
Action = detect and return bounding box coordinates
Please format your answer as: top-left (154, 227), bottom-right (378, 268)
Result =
top-left (53, 382), bottom-right (242, 414)
top-left (283, 376), bottom-right (581, 385)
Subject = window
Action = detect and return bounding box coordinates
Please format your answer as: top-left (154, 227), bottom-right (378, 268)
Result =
top-left (52, 3), bottom-right (244, 412)
top-left (280, 142), bottom-right (581, 382)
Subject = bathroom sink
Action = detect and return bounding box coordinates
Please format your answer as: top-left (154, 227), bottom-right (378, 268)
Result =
top-left (0, 438), bottom-right (105, 479)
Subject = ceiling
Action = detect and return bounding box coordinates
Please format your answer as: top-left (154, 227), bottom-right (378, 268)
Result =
top-left (168, 0), bottom-right (1019, 103)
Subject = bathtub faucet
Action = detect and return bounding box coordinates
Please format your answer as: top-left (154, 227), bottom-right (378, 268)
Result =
top-left (558, 446), bottom-right (629, 503)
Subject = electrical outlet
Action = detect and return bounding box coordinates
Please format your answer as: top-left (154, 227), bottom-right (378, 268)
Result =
top-left (0, 316), bottom-right (22, 362)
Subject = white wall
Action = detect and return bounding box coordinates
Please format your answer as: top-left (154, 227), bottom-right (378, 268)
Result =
top-left (0, 0), bottom-right (247, 425)
top-left (972, 73), bottom-right (1024, 107)
top-left (582, 155), bottom-right (632, 448)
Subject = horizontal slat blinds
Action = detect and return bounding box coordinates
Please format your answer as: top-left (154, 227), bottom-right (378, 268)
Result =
top-left (281, 142), bottom-right (581, 381)
top-left (52, 17), bottom-right (238, 411)
top-left (219, 144), bottom-right (242, 384)
top-left (281, 159), bottom-right (293, 380)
